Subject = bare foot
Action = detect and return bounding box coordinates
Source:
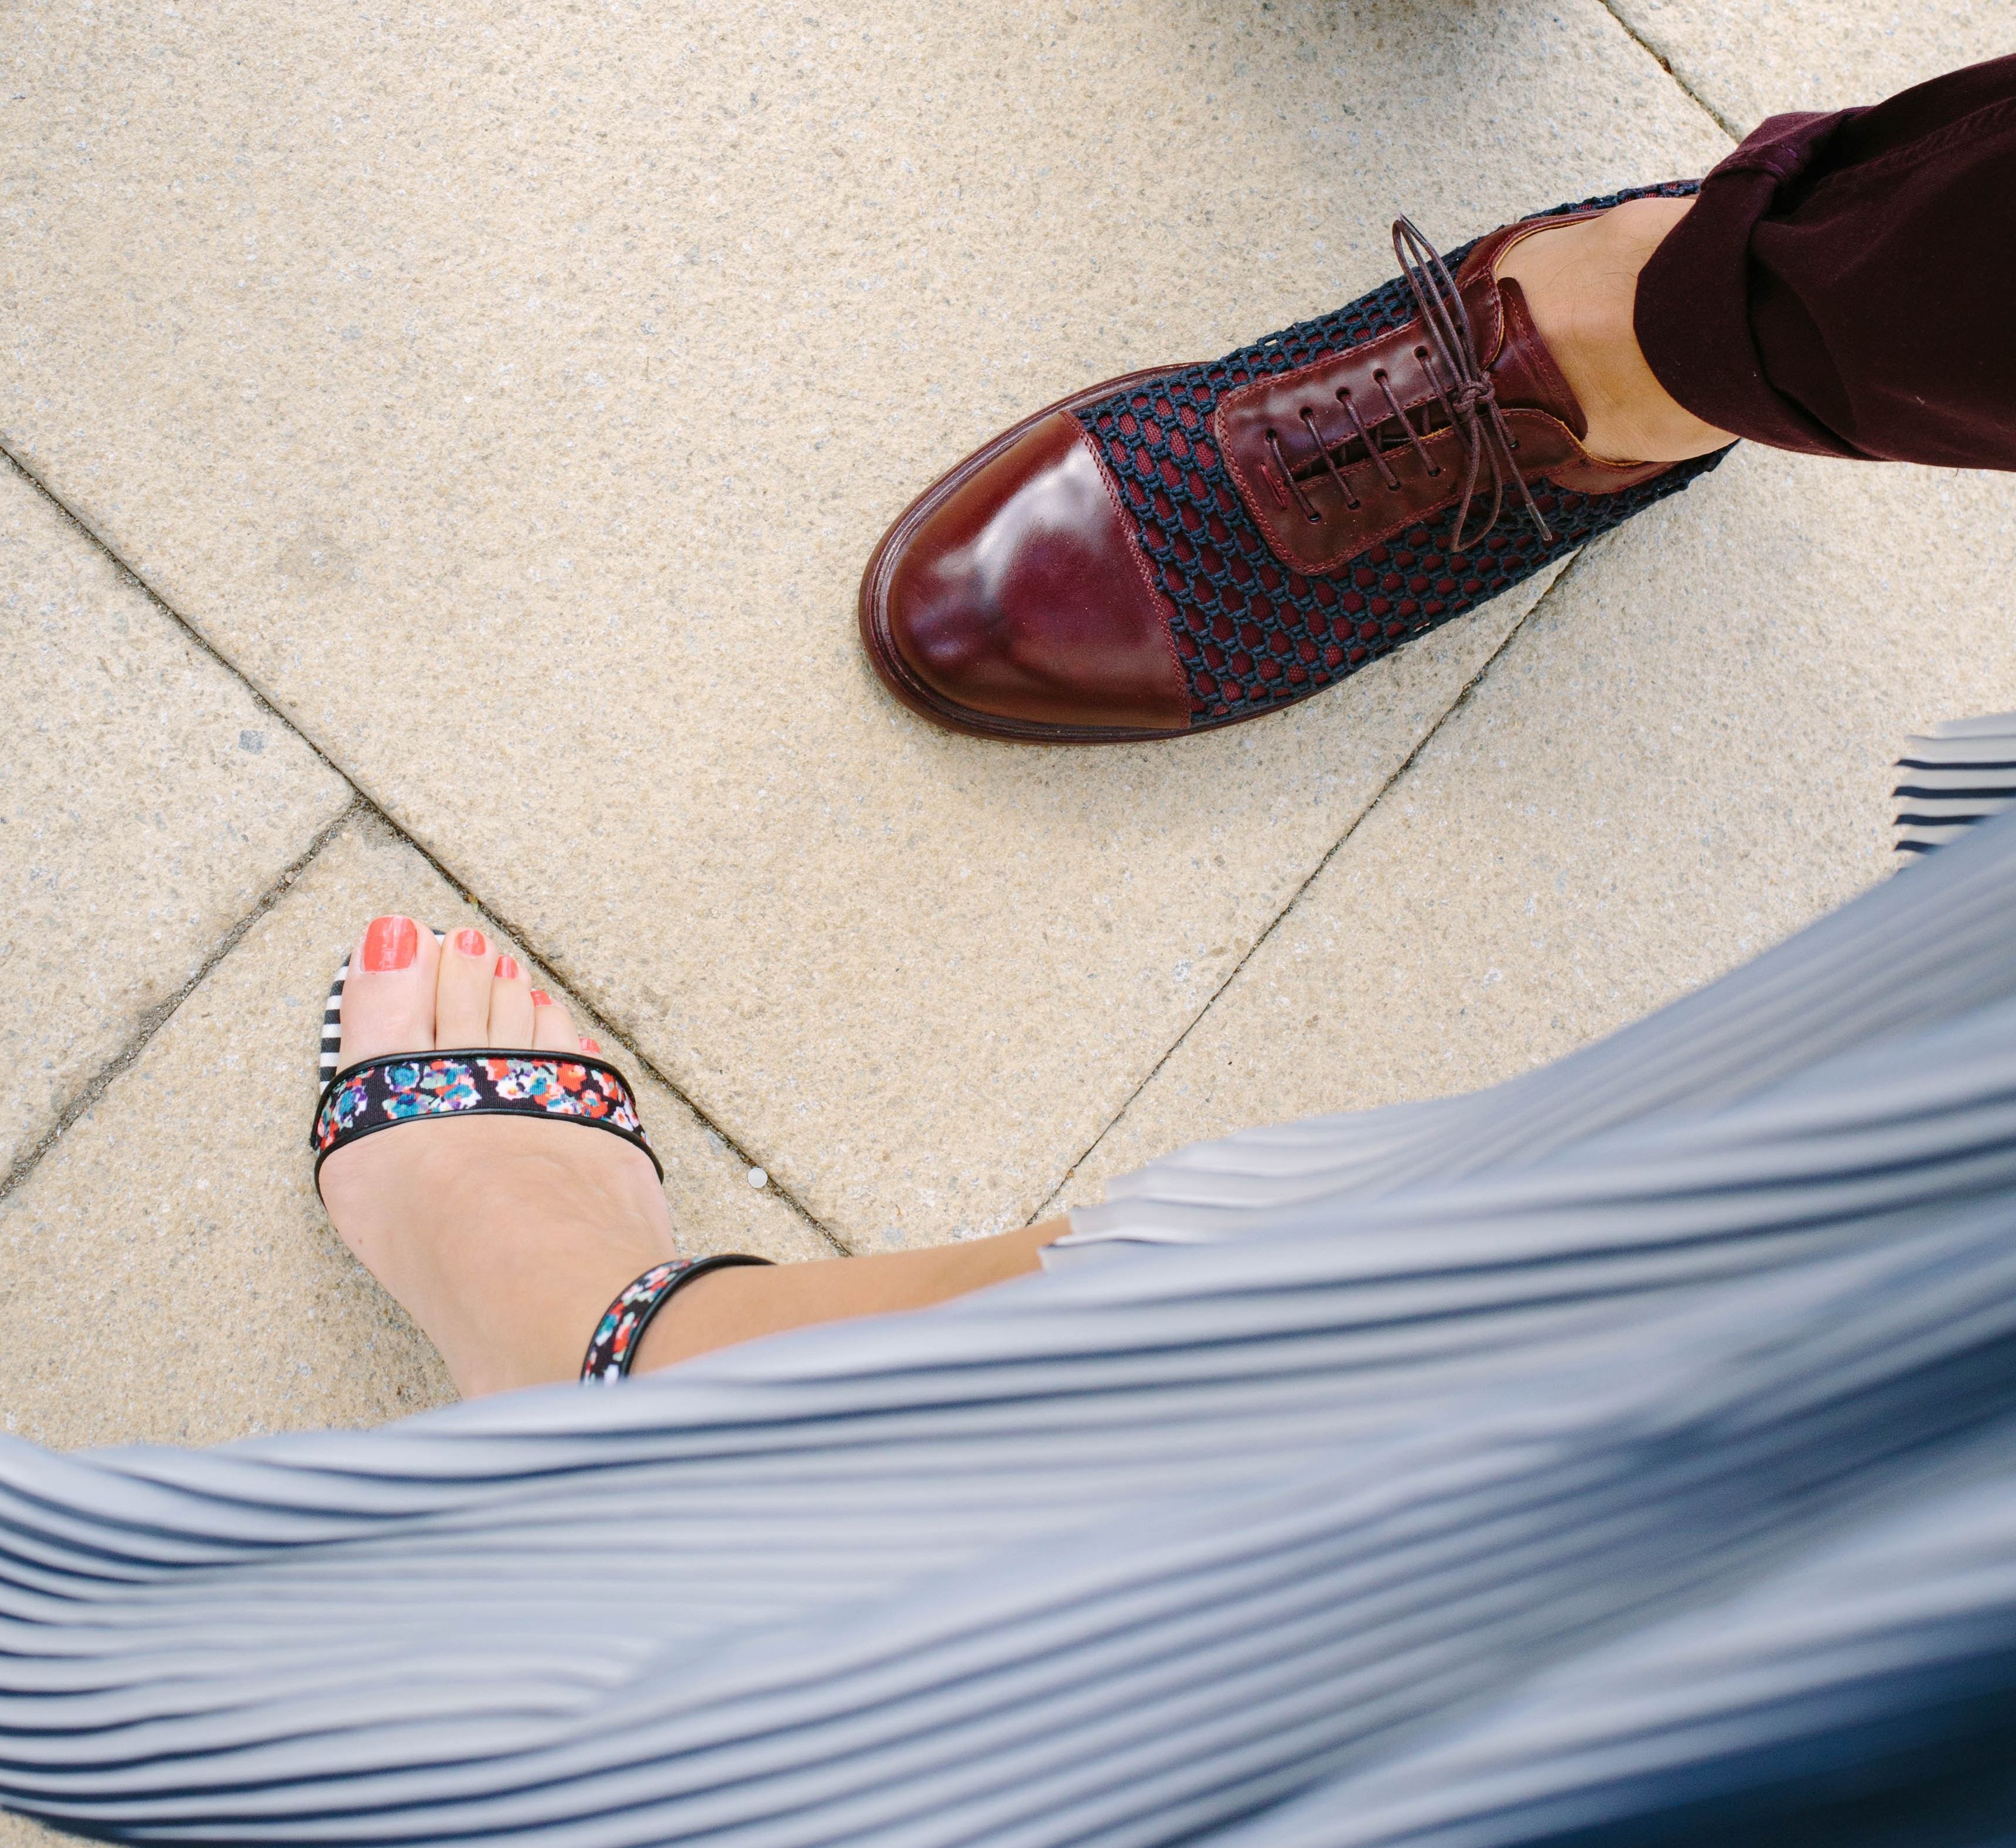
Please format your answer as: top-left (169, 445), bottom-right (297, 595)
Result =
top-left (318, 914), bottom-right (1066, 1396)
top-left (318, 916), bottom-right (676, 1396)
top-left (1496, 196), bottom-right (1737, 466)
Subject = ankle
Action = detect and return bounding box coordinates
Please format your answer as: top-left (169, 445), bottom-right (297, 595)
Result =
top-left (1499, 197), bottom-right (1735, 466)
top-left (633, 1217), bottom-right (1068, 1375)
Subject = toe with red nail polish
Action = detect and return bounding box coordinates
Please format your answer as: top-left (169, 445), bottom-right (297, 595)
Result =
top-left (361, 915), bottom-right (419, 973)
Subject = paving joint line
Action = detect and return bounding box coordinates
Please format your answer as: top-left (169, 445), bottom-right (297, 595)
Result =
top-left (1026, 550), bottom-right (1593, 1224)
top-left (2, 442), bottom-right (364, 803)
top-left (365, 840), bottom-right (850, 1256)
top-left (1597, 0), bottom-right (1744, 141)
top-left (1021, 0), bottom-right (1753, 1225)
top-left (0, 798), bottom-right (364, 1211)
top-left (0, 441), bottom-right (847, 1254)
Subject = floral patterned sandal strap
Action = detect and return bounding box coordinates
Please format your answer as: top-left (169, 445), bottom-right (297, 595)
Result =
top-left (581, 1253), bottom-right (775, 1383)
top-left (311, 1050), bottom-right (663, 1189)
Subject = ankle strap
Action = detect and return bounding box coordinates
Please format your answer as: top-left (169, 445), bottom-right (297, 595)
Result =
top-left (312, 1050), bottom-right (661, 1187)
top-left (582, 1253), bottom-right (775, 1382)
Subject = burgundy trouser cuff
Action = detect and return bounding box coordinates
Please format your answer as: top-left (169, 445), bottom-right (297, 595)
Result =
top-left (1633, 54), bottom-right (2016, 470)
top-left (1635, 113), bottom-right (1863, 459)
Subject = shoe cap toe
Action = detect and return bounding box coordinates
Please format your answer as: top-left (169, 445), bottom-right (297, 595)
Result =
top-left (881, 411), bottom-right (1189, 735)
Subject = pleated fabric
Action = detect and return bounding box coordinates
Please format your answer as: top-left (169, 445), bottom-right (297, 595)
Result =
top-left (10, 815), bottom-right (2016, 1843)
top-left (1891, 711), bottom-right (2016, 857)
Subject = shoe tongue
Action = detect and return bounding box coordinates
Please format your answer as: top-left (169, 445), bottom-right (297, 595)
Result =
top-left (1489, 275), bottom-right (1589, 443)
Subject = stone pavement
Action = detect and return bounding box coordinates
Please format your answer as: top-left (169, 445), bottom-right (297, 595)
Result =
top-left (0, 6), bottom-right (2012, 1815)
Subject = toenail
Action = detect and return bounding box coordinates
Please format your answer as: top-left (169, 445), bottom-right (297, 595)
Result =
top-left (452, 927), bottom-right (487, 958)
top-left (495, 955), bottom-right (521, 981)
top-left (361, 916), bottom-right (419, 973)
top-left (580, 1037), bottom-right (601, 1054)
top-left (530, 990), bottom-right (553, 1007)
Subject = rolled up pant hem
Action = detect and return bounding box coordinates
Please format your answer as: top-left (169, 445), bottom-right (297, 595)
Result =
top-left (1634, 54), bottom-right (2016, 469)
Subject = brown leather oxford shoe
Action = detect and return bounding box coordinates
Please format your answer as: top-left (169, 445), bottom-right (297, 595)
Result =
top-left (860, 185), bottom-right (1731, 744)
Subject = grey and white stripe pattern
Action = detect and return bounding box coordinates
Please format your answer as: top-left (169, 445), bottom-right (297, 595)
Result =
top-left (12, 808), bottom-right (2016, 1839)
top-left (1894, 710), bottom-right (2016, 856)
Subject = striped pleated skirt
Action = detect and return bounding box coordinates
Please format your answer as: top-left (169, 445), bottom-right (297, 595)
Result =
top-left (8, 766), bottom-right (2016, 1844)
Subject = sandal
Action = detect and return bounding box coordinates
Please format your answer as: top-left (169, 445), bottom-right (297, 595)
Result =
top-left (310, 932), bottom-right (772, 1383)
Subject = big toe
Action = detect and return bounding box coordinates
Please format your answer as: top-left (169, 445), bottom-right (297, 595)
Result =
top-left (337, 914), bottom-right (441, 1067)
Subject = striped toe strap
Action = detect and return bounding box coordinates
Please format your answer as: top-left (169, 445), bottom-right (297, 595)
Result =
top-left (312, 1051), bottom-right (662, 1183)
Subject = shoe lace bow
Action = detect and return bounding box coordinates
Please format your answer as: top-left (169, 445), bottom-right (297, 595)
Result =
top-left (1391, 215), bottom-right (1554, 549)
top-left (1268, 218), bottom-right (1557, 554)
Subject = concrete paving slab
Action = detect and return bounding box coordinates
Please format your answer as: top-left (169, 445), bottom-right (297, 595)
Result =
top-left (1060, 448), bottom-right (2016, 1202)
top-left (0, 814), bottom-right (830, 1454)
top-left (0, 460), bottom-right (349, 1178)
top-left (0, 0), bottom-right (1730, 1244)
top-left (1605, 0), bottom-right (2014, 134)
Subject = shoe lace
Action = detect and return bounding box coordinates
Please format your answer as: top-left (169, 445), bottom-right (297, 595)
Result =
top-left (1264, 218), bottom-right (1555, 553)
top-left (1393, 215), bottom-right (1554, 548)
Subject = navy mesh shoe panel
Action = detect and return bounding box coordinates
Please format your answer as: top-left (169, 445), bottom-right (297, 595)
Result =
top-left (1076, 182), bottom-right (1724, 729)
